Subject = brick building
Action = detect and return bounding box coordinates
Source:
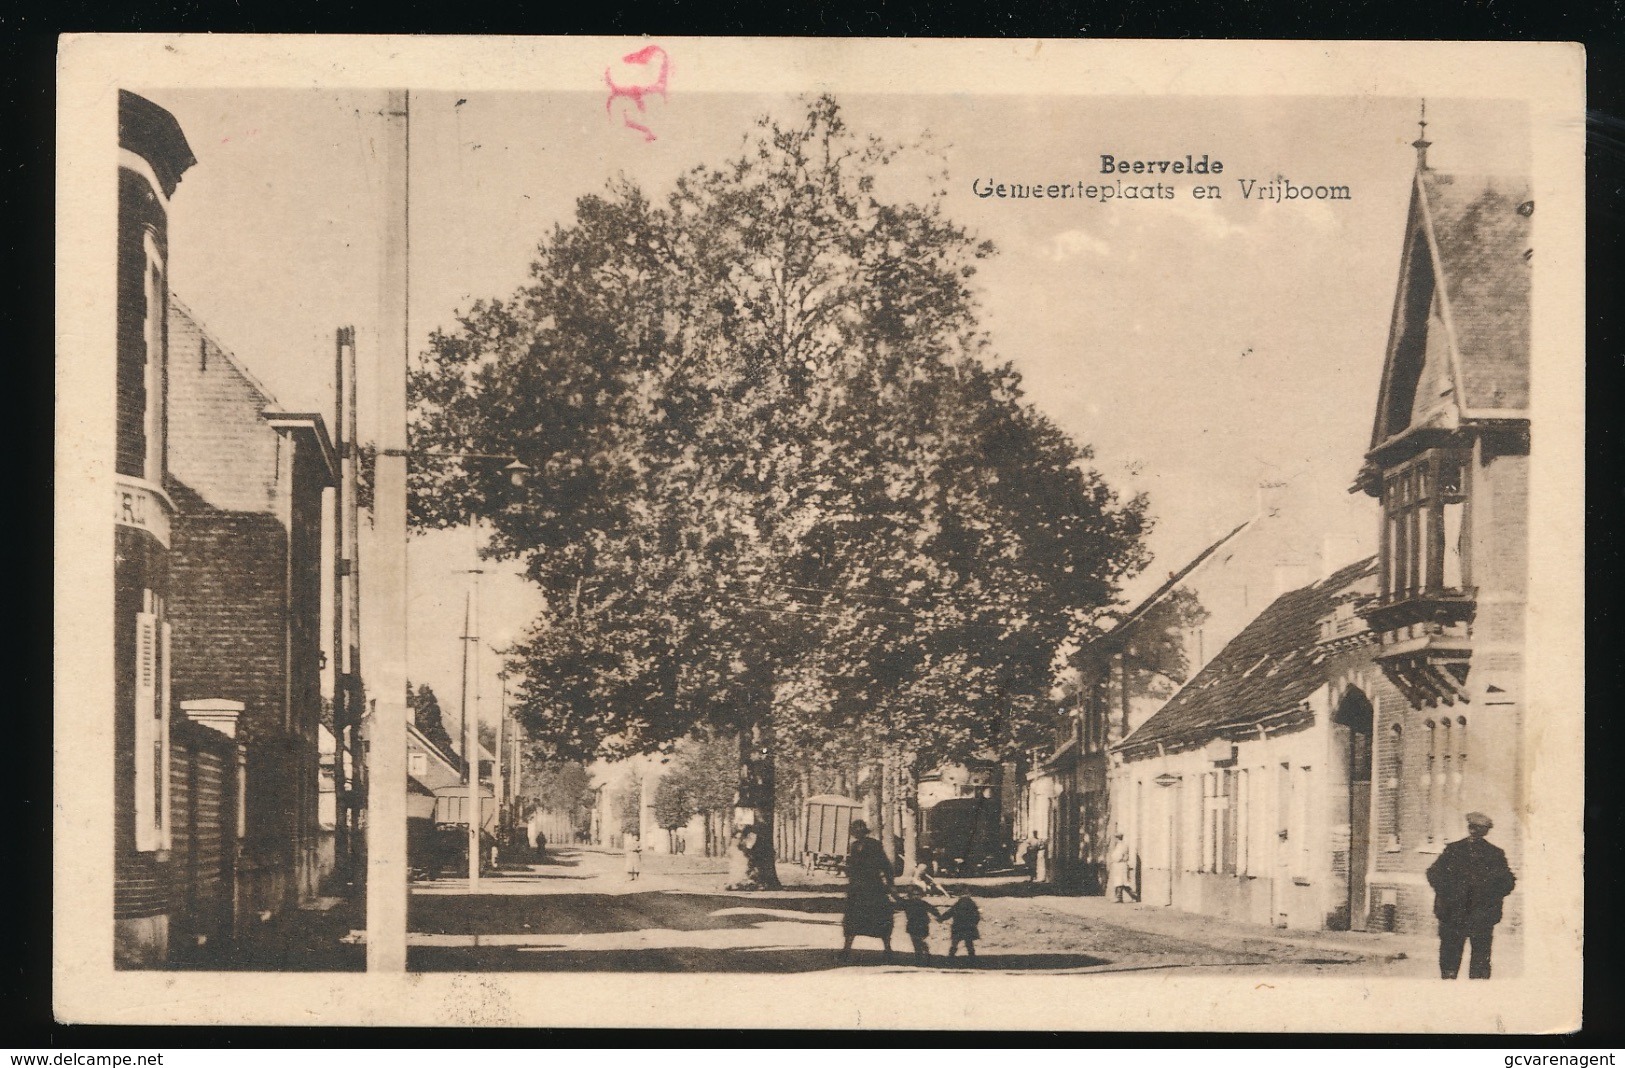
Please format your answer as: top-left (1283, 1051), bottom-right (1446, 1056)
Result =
top-left (164, 298), bottom-right (338, 940)
top-left (113, 90), bottom-right (197, 966)
top-left (1350, 134), bottom-right (1530, 935)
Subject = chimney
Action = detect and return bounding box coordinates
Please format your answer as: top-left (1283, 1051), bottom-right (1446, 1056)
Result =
top-left (1257, 479), bottom-right (1288, 519)
top-left (1320, 534), bottom-right (1362, 580)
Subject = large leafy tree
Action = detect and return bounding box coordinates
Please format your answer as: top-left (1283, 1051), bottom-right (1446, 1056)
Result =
top-left (410, 96), bottom-right (1149, 888)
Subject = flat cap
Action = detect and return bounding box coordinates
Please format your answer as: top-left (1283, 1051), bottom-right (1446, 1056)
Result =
top-left (1465, 811), bottom-right (1493, 829)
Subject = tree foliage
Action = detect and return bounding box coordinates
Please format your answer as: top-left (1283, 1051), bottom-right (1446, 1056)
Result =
top-left (614, 769), bottom-right (643, 837)
top-left (408, 683), bottom-right (460, 770)
top-left (526, 760), bottom-right (594, 816)
top-left (409, 95), bottom-right (1152, 885)
top-left (1120, 586), bottom-right (1210, 700)
top-left (652, 776), bottom-right (694, 832)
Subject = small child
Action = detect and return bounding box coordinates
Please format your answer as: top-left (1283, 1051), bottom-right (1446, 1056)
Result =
top-left (894, 885), bottom-right (941, 963)
top-left (943, 894), bottom-right (981, 960)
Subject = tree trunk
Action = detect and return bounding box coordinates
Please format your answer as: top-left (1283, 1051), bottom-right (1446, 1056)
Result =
top-left (725, 719), bottom-right (782, 890)
top-left (879, 750), bottom-right (897, 870)
top-left (900, 755), bottom-right (919, 877)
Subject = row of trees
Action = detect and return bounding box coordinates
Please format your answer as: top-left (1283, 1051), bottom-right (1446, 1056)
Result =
top-left (409, 96), bottom-right (1153, 888)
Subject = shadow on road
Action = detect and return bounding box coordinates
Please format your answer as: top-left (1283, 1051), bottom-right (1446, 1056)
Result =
top-left (407, 944), bottom-right (1112, 973)
top-left (409, 890), bottom-right (846, 937)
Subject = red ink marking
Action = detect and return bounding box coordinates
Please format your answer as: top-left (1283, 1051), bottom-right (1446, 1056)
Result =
top-left (605, 45), bottom-right (670, 143)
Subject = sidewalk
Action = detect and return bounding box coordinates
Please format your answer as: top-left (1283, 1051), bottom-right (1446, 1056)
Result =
top-left (221, 893), bottom-right (367, 971)
top-left (1031, 893), bottom-right (1439, 966)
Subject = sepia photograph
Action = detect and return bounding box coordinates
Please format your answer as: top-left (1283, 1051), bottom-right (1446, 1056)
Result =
top-left (54, 37), bottom-right (1585, 1031)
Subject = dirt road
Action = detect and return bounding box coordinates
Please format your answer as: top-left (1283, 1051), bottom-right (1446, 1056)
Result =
top-left (405, 846), bottom-right (1434, 976)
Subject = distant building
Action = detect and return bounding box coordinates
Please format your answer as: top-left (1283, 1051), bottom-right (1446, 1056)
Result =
top-left (113, 90), bottom-right (197, 967)
top-left (1350, 137), bottom-right (1530, 934)
top-left (164, 299), bottom-right (337, 939)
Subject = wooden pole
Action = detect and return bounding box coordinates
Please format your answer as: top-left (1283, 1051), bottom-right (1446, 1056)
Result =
top-left (365, 88), bottom-right (410, 973)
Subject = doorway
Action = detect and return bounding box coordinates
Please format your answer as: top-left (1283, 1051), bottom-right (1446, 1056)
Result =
top-left (1336, 688), bottom-right (1375, 931)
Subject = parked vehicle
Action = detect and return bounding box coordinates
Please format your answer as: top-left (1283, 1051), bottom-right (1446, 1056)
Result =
top-left (800, 794), bottom-right (865, 875)
top-left (921, 795), bottom-right (1005, 876)
top-left (415, 783), bottom-right (498, 879)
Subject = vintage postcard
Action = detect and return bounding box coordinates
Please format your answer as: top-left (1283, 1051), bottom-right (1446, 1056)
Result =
top-left (54, 37), bottom-right (1585, 1031)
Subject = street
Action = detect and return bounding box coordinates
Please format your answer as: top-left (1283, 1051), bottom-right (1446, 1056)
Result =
top-left (405, 847), bottom-right (1441, 976)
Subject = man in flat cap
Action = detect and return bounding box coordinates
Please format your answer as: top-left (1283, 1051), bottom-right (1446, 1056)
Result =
top-left (1426, 811), bottom-right (1516, 979)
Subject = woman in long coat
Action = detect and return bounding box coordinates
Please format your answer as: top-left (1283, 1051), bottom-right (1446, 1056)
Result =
top-left (838, 820), bottom-right (896, 961)
top-left (1108, 833), bottom-right (1135, 902)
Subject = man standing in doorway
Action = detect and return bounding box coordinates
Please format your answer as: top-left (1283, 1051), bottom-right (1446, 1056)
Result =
top-left (1426, 812), bottom-right (1516, 979)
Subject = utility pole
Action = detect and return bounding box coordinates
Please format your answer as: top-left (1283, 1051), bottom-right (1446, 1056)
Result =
top-left (493, 671), bottom-right (505, 841)
top-left (459, 569), bottom-right (484, 890)
top-left (366, 88), bottom-right (410, 972)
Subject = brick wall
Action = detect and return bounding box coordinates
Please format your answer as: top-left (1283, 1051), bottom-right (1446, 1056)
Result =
top-left (1368, 438), bottom-right (1527, 937)
top-left (168, 513), bottom-right (288, 746)
top-left (117, 168), bottom-right (166, 479)
top-left (166, 304), bottom-right (280, 515)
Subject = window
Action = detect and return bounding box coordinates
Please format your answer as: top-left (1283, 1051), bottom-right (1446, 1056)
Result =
top-left (1201, 772), bottom-right (1217, 872)
top-left (1219, 769), bottom-right (1240, 875)
top-left (1236, 769), bottom-right (1251, 876)
top-left (140, 231), bottom-right (166, 484)
top-left (1454, 716), bottom-right (1468, 817)
top-left (1384, 725), bottom-right (1404, 850)
top-left (132, 595), bottom-right (172, 852)
top-left (1436, 719), bottom-right (1453, 845)
top-left (1380, 449), bottom-right (1470, 600)
top-left (1424, 719), bottom-right (1437, 846)
top-left (1296, 765), bottom-right (1313, 878)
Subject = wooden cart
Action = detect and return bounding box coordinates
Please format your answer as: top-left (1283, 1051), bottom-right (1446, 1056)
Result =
top-left (800, 794), bottom-right (864, 875)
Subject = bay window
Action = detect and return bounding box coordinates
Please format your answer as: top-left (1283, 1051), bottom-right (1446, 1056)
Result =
top-left (1380, 448), bottom-right (1470, 601)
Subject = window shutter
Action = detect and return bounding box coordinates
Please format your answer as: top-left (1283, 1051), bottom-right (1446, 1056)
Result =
top-left (133, 610), bottom-right (158, 852)
top-left (159, 621), bottom-right (173, 851)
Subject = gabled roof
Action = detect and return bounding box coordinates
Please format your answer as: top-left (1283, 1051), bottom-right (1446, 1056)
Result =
top-left (1080, 518), bottom-right (1254, 661)
top-left (1369, 168), bottom-right (1531, 452)
top-left (1116, 556), bottom-right (1377, 754)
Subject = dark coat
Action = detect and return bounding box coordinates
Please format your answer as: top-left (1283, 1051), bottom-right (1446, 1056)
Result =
top-left (1426, 835), bottom-right (1516, 927)
top-left (896, 897), bottom-right (939, 938)
top-left (945, 896), bottom-right (981, 941)
top-left (843, 836), bottom-right (896, 939)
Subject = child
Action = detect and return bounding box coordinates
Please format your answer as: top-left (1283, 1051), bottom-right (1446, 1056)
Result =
top-left (944, 894), bottom-right (981, 960)
top-left (894, 885), bottom-right (941, 964)
top-left (625, 836), bottom-right (642, 881)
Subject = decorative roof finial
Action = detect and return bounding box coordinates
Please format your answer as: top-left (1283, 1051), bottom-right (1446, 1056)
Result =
top-left (1412, 98), bottom-right (1431, 171)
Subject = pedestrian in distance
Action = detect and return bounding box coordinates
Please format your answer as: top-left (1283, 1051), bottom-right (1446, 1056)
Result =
top-left (1426, 811), bottom-right (1516, 979)
top-left (1108, 832), bottom-right (1137, 903)
top-left (1021, 831), bottom-right (1043, 882)
top-left (625, 835), bottom-right (643, 881)
top-left (837, 819), bottom-right (897, 962)
top-left (894, 884), bottom-right (941, 964)
top-left (943, 894), bottom-right (981, 961)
